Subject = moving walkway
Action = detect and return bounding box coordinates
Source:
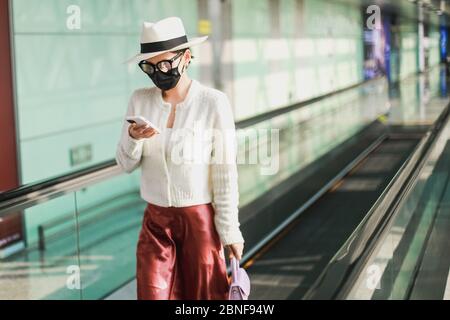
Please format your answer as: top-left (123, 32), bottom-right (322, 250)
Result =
top-left (1, 70), bottom-right (449, 300)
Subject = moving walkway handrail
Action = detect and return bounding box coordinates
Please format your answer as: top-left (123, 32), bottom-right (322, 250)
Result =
top-left (303, 100), bottom-right (450, 300)
top-left (0, 77), bottom-right (386, 217)
top-left (0, 163), bottom-right (122, 217)
top-left (240, 131), bottom-right (389, 266)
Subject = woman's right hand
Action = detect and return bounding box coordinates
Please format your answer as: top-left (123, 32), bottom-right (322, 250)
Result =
top-left (128, 123), bottom-right (159, 140)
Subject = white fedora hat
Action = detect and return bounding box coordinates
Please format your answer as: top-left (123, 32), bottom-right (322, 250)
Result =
top-left (124, 16), bottom-right (208, 65)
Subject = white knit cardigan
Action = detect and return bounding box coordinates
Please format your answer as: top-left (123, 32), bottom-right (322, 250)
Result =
top-left (115, 79), bottom-right (244, 246)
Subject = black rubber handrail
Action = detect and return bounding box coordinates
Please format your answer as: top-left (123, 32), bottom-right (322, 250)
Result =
top-left (0, 77), bottom-right (384, 205)
top-left (0, 159), bottom-right (117, 203)
top-left (303, 100), bottom-right (450, 300)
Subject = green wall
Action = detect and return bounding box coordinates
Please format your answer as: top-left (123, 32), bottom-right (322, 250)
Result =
top-left (10, 0), bottom-right (368, 246)
top-left (10, 0), bottom-right (201, 245)
top-left (231, 0), bottom-right (365, 121)
top-left (12, 0), bottom-right (201, 186)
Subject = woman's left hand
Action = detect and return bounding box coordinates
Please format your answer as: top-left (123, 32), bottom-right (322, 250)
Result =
top-left (225, 243), bottom-right (244, 260)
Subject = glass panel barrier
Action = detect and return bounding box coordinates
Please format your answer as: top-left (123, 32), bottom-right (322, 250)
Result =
top-left (0, 167), bottom-right (143, 300)
top-left (1, 68), bottom-right (447, 299)
top-left (74, 175), bottom-right (145, 299)
top-left (237, 66), bottom-right (450, 209)
top-left (237, 77), bottom-right (391, 208)
top-left (347, 107), bottom-right (450, 300)
top-left (0, 193), bottom-right (82, 300)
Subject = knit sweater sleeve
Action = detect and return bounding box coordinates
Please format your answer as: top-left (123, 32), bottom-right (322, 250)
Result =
top-left (115, 92), bottom-right (145, 173)
top-left (210, 92), bottom-right (245, 246)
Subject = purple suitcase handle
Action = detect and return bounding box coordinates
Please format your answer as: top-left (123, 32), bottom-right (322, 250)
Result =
top-left (228, 257), bottom-right (251, 300)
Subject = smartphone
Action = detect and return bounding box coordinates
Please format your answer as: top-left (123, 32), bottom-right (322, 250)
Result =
top-left (126, 115), bottom-right (161, 133)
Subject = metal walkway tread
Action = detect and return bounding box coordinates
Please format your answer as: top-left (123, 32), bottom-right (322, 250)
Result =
top-left (245, 137), bottom-right (420, 300)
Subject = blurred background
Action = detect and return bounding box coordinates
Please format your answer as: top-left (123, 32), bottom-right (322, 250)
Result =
top-left (0, 0), bottom-right (449, 300)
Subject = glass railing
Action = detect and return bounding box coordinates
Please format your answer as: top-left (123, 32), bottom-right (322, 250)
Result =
top-left (0, 77), bottom-right (391, 300)
top-left (1, 69), bottom-right (446, 300)
top-left (237, 65), bottom-right (449, 210)
top-left (237, 76), bottom-right (390, 209)
top-left (346, 102), bottom-right (450, 300)
top-left (0, 192), bottom-right (82, 300)
top-left (0, 166), bottom-right (146, 300)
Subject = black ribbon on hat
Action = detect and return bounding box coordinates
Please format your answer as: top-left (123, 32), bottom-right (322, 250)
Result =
top-left (140, 35), bottom-right (188, 54)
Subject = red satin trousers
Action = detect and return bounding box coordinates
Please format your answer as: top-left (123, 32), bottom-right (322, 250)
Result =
top-left (136, 202), bottom-right (230, 300)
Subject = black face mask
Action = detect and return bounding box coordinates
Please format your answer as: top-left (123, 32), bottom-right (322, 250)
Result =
top-left (148, 63), bottom-right (187, 91)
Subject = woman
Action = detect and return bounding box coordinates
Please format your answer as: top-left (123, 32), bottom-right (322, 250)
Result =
top-left (116, 16), bottom-right (245, 300)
